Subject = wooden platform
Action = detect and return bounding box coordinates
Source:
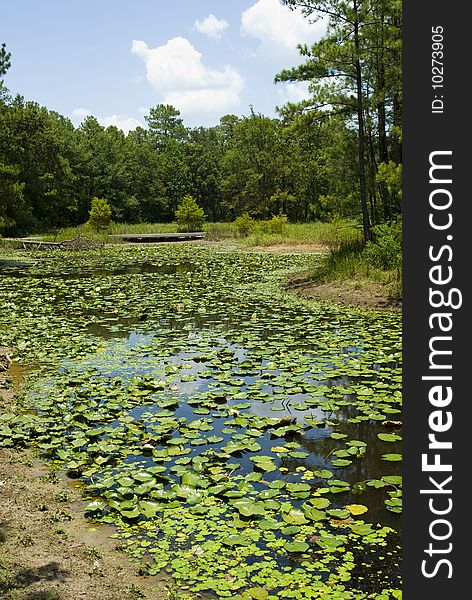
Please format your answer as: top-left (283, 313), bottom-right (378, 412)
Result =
top-left (108, 232), bottom-right (206, 243)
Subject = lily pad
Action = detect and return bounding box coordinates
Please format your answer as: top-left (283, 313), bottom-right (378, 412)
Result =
top-left (284, 541), bottom-right (310, 553)
top-left (222, 534), bottom-right (250, 547)
top-left (346, 504), bottom-right (368, 516)
top-left (382, 453), bottom-right (402, 462)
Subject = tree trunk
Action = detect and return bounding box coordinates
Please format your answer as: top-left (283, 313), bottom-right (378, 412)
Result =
top-left (353, 1), bottom-right (371, 242)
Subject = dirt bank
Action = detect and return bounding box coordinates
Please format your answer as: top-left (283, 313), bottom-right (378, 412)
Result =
top-left (242, 245), bottom-right (402, 311)
top-left (286, 272), bottom-right (402, 311)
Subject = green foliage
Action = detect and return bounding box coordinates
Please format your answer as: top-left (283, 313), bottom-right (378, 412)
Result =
top-left (0, 162), bottom-right (27, 234)
top-left (0, 42), bottom-right (11, 100)
top-left (268, 213), bottom-right (288, 234)
top-left (364, 220), bottom-right (402, 270)
top-left (376, 161), bottom-right (402, 220)
top-left (376, 162), bottom-right (402, 198)
top-left (0, 4), bottom-right (402, 240)
top-left (317, 238), bottom-right (366, 281)
top-left (251, 213), bottom-right (289, 237)
top-left (88, 197), bottom-right (112, 231)
top-left (0, 42), bottom-right (11, 83)
top-left (0, 97), bottom-right (400, 236)
top-left (175, 194), bottom-right (205, 232)
top-left (205, 222), bottom-right (235, 241)
top-left (234, 213), bottom-right (255, 237)
top-left (312, 220), bottom-right (402, 297)
top-left (269, 191), bottom-right (297, 215)
top-left (145, 104), bottom-right (188, 146)
top-left (278, 0), bottom-right (402, 238)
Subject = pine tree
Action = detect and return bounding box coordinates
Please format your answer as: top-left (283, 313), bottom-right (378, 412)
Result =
top-left (175, 195), bottom-right (205, 232)
top-left (88, 197), bottom-right (112, 231)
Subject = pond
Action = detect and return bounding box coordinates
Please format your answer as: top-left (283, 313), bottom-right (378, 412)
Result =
top-left (0, 245), bottom-right (402, 599)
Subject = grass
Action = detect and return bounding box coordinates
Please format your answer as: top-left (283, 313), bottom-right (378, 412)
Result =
top-left (242, 220), bottom-right (359, 247)
top-left (309, 237), bottom-right (402, 299)
top-left (19, 219), bottom-right (360, 247)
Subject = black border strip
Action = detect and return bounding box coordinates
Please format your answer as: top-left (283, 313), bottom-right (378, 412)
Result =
top-left (403, 0), bottom-right (468, 596)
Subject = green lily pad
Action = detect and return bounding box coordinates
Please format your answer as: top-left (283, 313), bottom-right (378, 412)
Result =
top-left (377, 433), bottom-right (402, 442)
top-left (382, 453), bottom-right (402, 462)
top-left (248, 588), bottom-right (269, 600)
top-left (222, 534), bottom-right (250, 547)
top-left (327, 509), bottom-right (350, 519)
top-left (233, 500), bottom-right (266, 517)
top-left (315, 535), bottom-right (345, 551)
top-left (382, 475), bottom-right (403, 485)
top-left (282, 509), bottom-right (308, 525)
top-left (284, 541), bottom-right (310, 553)
top-left (310, 498), bottom-right (330, 509)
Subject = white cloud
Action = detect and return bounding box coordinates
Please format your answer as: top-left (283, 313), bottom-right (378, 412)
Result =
top-left (241, 0), bottom-right (326, 58)
top-left (71, 108), bottom-right (142, 133)
top-left (131, 37), bottom-right (243, 121)
top-left (72, 107), bottom-right (92, 119)
top-left (278, 81), bottom-right (311, 103)
top-left (194, 14), bottom-right (229, 41)
top-left (98, 114), bottom-right (143, 133)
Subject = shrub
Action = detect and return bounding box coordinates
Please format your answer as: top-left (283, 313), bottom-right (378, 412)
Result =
top-left (234, 213), bottom-right (254, 237)
top-left (175, 195), bottom-right (205, 232)
top-left (376, 161), bottom-right (402, 199)
top-left (269, 213), bottom-right (288, 234)
top-left (257, 220), bottom-right (272, 234)
top-left (88, 197), bottom-right (112, 231)
top-left (363, 220), bottom-right (402, 270)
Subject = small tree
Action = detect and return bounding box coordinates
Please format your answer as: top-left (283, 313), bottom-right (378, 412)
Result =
top-left (175, 194), bottom-right (205, 232)
top-left (234, 213), bottom-right (254, 237)
top-left (88, 197), bottom-right (112, 231)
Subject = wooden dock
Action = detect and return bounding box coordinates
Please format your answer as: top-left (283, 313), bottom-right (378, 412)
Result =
top-left (108, 232), bottom-right (206, 243)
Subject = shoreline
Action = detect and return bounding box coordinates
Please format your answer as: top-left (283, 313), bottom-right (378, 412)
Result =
top-left (285, 270), bottom-right (402, 312)
top-left (0, 366), bottom-right (171, 600)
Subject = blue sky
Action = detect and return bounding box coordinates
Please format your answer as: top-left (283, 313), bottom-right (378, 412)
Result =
top-left (2, 0), bottom-right (326, 130)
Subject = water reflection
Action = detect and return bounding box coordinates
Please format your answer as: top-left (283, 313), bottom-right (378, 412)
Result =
top-left (0, 259), bottom-right (33, 274)
top-left (56, 328), bottom-right (401, 530)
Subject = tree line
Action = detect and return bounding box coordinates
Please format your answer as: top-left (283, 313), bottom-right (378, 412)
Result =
top-left (0, 0), bottom-right (401, 241)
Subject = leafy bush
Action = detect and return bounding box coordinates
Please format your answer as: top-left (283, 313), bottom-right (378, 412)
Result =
top-left (269, 213), bottom-right (288, 234)
top-left (257, 220), bottom-right (272, 234)
top-left (88, 197), bottom-right (112, 231)
top-left (254, 214), bottom-right (289, 236)
top-left (363, 220), bottom-right (402, 270)
top-left (234, 213), bottom-right (254, 237)
top-left (376, 161), bottom-right (402, 199)
top-left (175, 195), bottom-right (205, 232)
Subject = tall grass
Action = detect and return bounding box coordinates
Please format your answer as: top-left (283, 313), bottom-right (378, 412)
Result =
top-left (315, 238), bottom-right (369, 280)
top-left (311, 223), bottom-right (402, 298)
top-left (242, 220), bottom-right (359, 248)
top-left (30, 219), bottom-right (360, 247)
top-left (204, 222), bottom-right (236, 241)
